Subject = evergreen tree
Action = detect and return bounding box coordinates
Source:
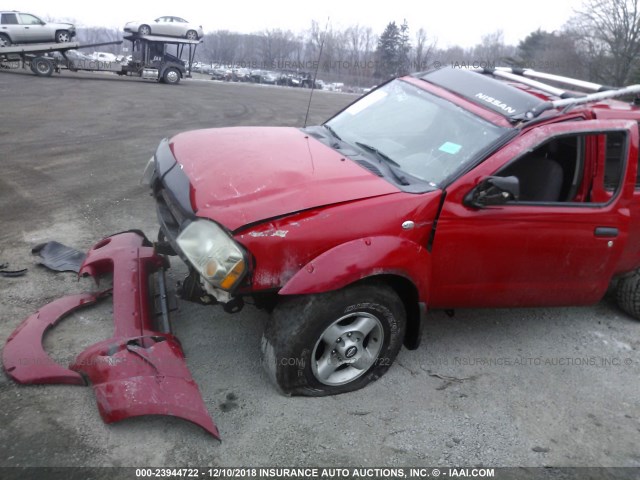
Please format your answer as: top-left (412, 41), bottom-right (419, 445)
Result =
top-left (375, 21), bottom-right (401, 79)
top-left (517, 28), bottom-right (548, 61)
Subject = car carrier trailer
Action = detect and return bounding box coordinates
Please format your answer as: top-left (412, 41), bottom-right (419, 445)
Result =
top-left (0, 33), bottom-right (200, 84)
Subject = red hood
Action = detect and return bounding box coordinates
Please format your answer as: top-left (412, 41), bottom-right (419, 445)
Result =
top-left (170, 127), bottom-right (400, 230)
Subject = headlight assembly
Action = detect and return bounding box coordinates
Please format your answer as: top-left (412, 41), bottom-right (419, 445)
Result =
top-left (177, 220), bottom-right (247, 291)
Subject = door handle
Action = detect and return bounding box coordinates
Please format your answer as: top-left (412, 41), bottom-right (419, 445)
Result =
top-left (594, 227), bottom-right (618, 237)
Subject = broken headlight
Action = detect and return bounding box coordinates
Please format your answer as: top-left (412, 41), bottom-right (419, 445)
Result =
top-left (176, 220), bottom-right (247, 291)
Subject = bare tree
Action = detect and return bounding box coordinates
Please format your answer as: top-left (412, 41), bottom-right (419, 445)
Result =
top-left (414, 27), bottom-right (436, 71)
top-left (76, 27), bottom-right (122, 54)
top-left (306, 20), bottom-right (324, 57)
top-left (347, 24), bottom-right (362, 63)
top-left (569, 0), bottom-right (640, 85)
top-left (201, 31), bottom-right (242, 65)
top-left (361, 27), bottom-right (377, 81)
top-left (434, 45), bottom-right (467, 67)
top-left (471, 30), bottom-right (516, 66)
top-left (260, 29), bottom-right (298, 68)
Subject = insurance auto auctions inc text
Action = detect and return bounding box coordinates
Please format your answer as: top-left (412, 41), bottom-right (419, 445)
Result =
top-left (253, 467), bottom-right (495, 478)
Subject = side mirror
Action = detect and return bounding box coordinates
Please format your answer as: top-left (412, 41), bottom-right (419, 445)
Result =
top-left (464, 176), bottom-right (520, 208)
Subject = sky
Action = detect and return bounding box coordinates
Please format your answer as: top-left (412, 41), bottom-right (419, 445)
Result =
top-left (16, 0), bottom-right (586, 48)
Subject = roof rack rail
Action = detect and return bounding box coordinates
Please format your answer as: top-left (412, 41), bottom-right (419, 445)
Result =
top-left (495, 68), bottom-right (616, 92)
top-left (472, 67), bottom-right (574, 99)
top-left (526, 84), bottom-right (640, 118)
top-left (476, 67), bottom-right (640, 119)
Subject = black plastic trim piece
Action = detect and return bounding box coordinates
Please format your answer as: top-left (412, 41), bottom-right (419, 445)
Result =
top-left (594, 227), bottom-right (619, 238)
top-left (427, 191), bottom-right (447, 253)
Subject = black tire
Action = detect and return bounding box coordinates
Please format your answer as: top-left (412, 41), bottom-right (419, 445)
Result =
top-left (0, 34), bottom-right (11, 47)
top-left (139, 25), bottom-right (151, 36)
top-left (31, 57), bottom-right (54, 77)
top-left (261, 283), bottom-right (406, 396)
top-left (55, 30), bottom-right (71, 43)
top-left (162, 67), bottom-right (181, 85)
top-left (185, 30), bottom-right (199, 40)
top-left (616, 271), bottom-right (640, 320)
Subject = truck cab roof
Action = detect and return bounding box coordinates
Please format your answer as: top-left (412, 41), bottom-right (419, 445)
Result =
top-left (418, 66), bottom-right (640, 124)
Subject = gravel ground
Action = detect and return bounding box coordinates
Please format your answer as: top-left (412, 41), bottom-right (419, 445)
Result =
top-left (0, 67), bottom-right (639, 471)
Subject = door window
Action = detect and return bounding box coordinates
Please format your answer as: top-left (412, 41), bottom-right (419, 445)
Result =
top-left (494, 132), bottom-right (627, 204)
top-left (19, 14), bottom-right (42, 25)
top-left (1, 13), bottom-right (18, 24)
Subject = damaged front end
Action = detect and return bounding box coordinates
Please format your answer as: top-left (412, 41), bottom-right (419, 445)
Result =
top-left (145, 138), bottom-right (250, 313)
top-left (2, 231), bottom-right (220, 439)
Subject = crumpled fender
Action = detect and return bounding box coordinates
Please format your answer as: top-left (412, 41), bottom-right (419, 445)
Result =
top-left (279, 236), bottom-right (431, 299)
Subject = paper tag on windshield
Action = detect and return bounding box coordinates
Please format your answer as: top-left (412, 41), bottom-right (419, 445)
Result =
top-left (345, 90), bottom-right (387, 115)
top-left (439, 142), bottom-right (462, 154)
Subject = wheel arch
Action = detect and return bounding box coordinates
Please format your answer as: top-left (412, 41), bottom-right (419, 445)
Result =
top-left (54, 29), bottom-right (70, 40)
top-left (278, 236), bottom-right (431, 350)
top-left (264, 277), bottom-right (410, 395)
top-left (161, 63), bottom-right (186, 76)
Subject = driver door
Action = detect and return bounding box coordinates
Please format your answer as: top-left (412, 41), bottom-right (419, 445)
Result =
top-left (18, 13), bottom-right (49, 42)
top-left (429, 120), bottom-right (638, 308)
top-left (154, 17), bottom-right (176, 37)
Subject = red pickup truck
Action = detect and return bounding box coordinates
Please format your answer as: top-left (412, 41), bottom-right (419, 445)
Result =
top-left (143, 66), bottom-right (640, 396)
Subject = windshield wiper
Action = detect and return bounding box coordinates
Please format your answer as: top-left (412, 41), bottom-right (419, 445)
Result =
top-left (323, 124), bottom-right (342, 141)
top-left (354, 142), bottom-right (409, 185)
top-left (354, 142), bottom-right (400, 167)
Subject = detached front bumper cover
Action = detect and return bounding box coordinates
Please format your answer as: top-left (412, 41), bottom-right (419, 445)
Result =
top-left (2, 231), bottom-right (219, 439)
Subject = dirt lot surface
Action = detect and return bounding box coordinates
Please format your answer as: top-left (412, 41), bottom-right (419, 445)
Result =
top-left (1, 68), bottom-right (639, 472)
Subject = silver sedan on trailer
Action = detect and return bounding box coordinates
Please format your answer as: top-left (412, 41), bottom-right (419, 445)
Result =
top-left (123, 16), bottom-right (203, 40)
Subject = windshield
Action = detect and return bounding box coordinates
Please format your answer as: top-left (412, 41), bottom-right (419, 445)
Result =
top-left (325, 79), bottom-right (509, 186)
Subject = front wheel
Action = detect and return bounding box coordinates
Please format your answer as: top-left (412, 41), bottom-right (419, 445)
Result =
top-left (162, 67), bottom-right (181, 85)
top-left (261, 283), bottom-right (406, 396)
top-left (185, 30), bottom-right (199, 40)
top-left (0, 34), bottom-right (11, 47)
top-left (55, 30), bottom-right (71, 43)
top-left (138, 25), bottom-right (151, 36)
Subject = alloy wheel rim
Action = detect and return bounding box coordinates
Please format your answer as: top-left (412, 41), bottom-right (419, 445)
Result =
top-left (311, 312), bottom-right (384, 386)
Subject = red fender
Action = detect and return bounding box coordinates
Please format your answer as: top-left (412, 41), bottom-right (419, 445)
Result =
top-left (279, 236), bottom-right (431, 299)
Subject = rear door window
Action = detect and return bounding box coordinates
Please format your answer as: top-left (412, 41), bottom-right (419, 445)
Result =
top-left (1, 13), bottom-right (18, 24)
